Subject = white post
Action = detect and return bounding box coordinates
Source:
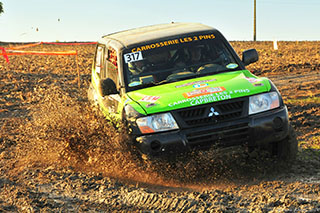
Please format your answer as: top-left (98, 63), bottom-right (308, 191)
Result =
top-left (273, 40), bottom-right (278, 50)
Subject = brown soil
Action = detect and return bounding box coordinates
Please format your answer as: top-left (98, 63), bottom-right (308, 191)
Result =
top-left (0, 41), bottom-right (319, 211)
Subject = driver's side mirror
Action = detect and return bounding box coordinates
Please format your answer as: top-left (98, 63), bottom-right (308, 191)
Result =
top-left (242, 49), bottom-right (259, 66)
top-left (99, 78), bottom-right (118, 96)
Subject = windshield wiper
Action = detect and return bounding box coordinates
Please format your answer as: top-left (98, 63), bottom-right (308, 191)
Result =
top-left (197, 69), bottom-right (233, 77)
top-left (157, 73), bottom-right (197, 85)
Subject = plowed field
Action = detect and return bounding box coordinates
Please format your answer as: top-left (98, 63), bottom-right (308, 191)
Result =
top-left (0, 41), bottom-right (319, 211)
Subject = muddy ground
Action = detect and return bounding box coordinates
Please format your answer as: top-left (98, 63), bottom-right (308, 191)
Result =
top-left (0, 41), bottom-right (319, 212)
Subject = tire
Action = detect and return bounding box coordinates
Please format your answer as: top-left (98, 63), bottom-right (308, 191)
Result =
top-left (256, 124), bottom-right (298, 162)
top-left (276, 124), bottom-right (298, 162)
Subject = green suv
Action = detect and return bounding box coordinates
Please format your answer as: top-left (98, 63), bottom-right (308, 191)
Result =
top-left (88, 22), bottom-right (297, 159)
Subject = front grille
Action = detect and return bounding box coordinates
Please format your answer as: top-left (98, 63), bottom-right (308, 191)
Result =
top-left (175, 98), bottom-right (247, 127)
top-left (186, 122), bottom-right (250, 149)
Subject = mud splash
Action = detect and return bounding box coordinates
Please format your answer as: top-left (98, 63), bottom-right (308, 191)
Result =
top-left (12, 86), bottom-right (281, 191)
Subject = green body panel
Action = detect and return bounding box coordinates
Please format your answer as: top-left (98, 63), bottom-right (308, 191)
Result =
top-left (126, 70), bottom-right (271, 115)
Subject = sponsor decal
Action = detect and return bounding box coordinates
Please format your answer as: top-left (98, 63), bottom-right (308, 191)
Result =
top-left (168, 94), bottom-right (231, 107)
top-left (183, 86), bottom-right (226, 98)
top-left (189, 94), bottom-right (231, 106)
top-left (131, 34), bottom-right (215, 52)
top-left (254, 83), bottom-right (264, 87)
top-left (168, 88), bottom-right (250, 107)
top-left (140, 95), bottom-right (160, 103)
top-left (244, 77), bottom-right (262, 83)
top-left (233, 89), bottom-right (250, 94)
top-left (146, 103), bottom-right (157, 108)
top-left (175, 79), bottom-right (216, 88)
top-left (193, 83), bottom-right (208, 88)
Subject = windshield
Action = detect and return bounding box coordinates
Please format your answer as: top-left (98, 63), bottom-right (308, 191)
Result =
top-left (123, 33), bottom-right (240, 91)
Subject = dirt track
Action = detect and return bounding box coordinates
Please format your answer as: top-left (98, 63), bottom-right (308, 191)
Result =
top-left (0, 41), bottom-right (320, 211)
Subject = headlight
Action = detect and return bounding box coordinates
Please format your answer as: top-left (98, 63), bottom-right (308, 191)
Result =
top-left (249, 92), bottom-right (280, 115)
top-left (136, 113), bottom-right (179, 134)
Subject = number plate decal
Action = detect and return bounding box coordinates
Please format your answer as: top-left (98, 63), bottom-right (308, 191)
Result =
top-left (124, 51), bottom-right (143, 63)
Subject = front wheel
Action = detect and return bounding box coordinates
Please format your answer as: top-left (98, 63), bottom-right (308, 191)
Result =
top-left (276, 124), bottom-right (298, 162)
top-left (256, 124), bottom-right (298, 162)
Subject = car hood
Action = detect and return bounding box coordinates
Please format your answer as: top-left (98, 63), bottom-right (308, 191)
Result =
top-left (126, 70), bottom-right (271, 115)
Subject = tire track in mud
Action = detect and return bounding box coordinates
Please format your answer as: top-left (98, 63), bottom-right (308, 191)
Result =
top-left (268, 70), bottom-right (320, 87)
top-left (120, 190), bottom-right (205, 212)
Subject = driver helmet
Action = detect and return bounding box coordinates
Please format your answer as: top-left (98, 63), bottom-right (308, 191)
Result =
top-left (189, 45), bottom-right (204, 62)
top-left (128, 61), bottom-right (146, 75)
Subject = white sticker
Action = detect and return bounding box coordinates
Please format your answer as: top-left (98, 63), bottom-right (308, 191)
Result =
top-left (226, 63), bottom-right (238, 69)
top-left (128, 81), bottom-right (141, 87)
top-left (124, 51), bottom-right (143, 63)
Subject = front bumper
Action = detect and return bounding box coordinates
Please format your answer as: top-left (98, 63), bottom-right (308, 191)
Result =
top-left (134, 106), bottom-right (289, 156)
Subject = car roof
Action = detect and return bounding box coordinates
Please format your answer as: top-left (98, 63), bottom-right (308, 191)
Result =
top-left (100, 22), bottom-right (216, 48)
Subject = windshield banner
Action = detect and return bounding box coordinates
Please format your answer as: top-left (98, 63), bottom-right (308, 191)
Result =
top-left (131, 33), bottom-right (215, 52)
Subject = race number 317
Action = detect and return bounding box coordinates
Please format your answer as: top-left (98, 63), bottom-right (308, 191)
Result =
top-left (124, 51), bottom-right (143, 63)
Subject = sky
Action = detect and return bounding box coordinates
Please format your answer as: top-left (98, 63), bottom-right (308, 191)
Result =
top-left (1, 0), bottom-right (319, 42)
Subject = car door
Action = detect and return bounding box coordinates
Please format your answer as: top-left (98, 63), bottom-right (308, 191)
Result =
top-left (89, 45), bottom-right (106, 105)
top-left (100, 46), bottom-right (121, 116)
top-left (92, 44), bottom-right (105, 92)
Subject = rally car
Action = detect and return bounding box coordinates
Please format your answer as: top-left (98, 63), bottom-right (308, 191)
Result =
top-left (88, 22), bottom-right (297, 160)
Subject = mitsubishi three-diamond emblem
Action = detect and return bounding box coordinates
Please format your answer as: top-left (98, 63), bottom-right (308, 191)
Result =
top-left (208, 107), bottom-right (219, 117)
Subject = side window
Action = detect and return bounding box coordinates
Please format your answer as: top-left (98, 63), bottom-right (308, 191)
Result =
top-left (106, 47), bottom-right (119, 86)
top-left (95, 46), bottom-right (104, 77)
